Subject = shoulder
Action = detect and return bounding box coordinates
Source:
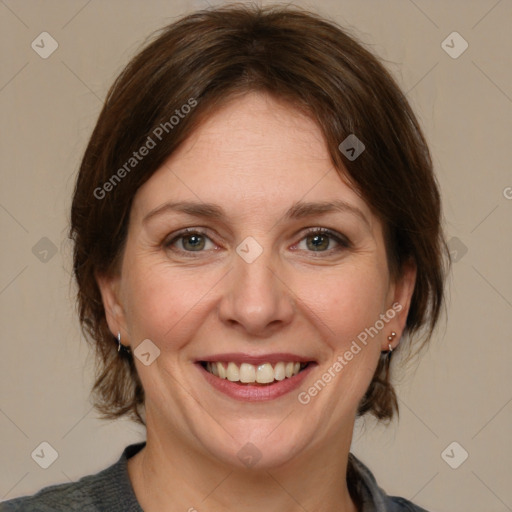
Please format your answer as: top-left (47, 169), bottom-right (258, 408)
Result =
top-left (386, 496), bottom-right (431, 512)
top-left (0, 443), bottom-right (145, 512)
top-left (348, 452), bottom-right (431, 512)
top-left (0, 477), bottom-right (97, 512)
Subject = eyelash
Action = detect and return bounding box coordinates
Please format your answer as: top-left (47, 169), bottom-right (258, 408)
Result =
top-left (164, 227), bottom-right (351, 256)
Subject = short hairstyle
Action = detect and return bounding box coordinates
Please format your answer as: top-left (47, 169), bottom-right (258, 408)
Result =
top-left (70, 3), bottom-right (449, 426)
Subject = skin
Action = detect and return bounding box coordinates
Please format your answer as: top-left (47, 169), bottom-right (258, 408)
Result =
top-left (97, 92), bottom-right (416, 512)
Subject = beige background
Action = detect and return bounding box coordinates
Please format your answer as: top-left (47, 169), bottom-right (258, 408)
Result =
top-left (1, 0), bottom-right (511, 510)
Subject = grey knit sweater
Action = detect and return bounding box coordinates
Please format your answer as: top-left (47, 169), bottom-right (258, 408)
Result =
top-left (0, 442), bottom-right (429, 511)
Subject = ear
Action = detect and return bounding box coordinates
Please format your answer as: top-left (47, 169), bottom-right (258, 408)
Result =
top-left (382, 260), bottom-right (417, 350)
top-left (95, 271), bottom-right (128, 343)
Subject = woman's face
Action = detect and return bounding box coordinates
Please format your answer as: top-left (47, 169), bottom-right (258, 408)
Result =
top-left (99, 92), bottom-right (415, 469)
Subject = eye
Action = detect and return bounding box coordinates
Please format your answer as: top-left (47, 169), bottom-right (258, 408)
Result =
top-left (165, 228), bottom-right (217, 253)
top-left (164, 227), bottom-right (349, 256)
top-left (295, 228), bottom-right (350, 253)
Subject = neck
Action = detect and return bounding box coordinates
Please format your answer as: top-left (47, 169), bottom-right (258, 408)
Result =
top-left (127, 413), bottom-right (358, 512)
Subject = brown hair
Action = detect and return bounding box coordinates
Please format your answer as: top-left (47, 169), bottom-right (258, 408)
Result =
top-left (70, 3), bottom-right (449, 426)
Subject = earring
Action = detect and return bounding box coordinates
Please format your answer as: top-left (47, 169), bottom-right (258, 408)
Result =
top-left (386, 331), bottom-right (397, 354)
top-left (116, 332), bottom-right (131, 353)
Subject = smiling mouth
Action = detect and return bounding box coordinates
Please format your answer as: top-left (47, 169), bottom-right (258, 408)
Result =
top-left (199, 361), bottom-right (311, 385)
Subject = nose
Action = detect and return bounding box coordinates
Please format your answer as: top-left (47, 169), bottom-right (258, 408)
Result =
top-left (218, 247), bottom-right (295, 337)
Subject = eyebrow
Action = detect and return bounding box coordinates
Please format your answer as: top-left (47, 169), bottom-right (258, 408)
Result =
top-left (142, 199), bottom-right (370, 228)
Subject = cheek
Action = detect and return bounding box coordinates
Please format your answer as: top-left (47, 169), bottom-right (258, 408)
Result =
top-left (294, 263), bottom-right (388, 344)
top-left (302, 270), bottom-right (387, 403)
top-left (120, 258), bottom-right (224, 348)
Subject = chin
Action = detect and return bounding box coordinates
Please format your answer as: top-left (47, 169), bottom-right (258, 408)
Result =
top-left (198, 421), bottom-right (314, 471)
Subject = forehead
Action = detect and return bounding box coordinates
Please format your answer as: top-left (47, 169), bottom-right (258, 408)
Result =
top-left (132, 92), bottom-right (374, 228)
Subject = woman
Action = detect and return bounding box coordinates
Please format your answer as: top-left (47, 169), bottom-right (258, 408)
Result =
top-left (1, 4), bottom-right (448, 511)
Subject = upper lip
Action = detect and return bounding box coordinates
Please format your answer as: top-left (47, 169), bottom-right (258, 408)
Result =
top-left (197, 353), bottom-right (315, 365)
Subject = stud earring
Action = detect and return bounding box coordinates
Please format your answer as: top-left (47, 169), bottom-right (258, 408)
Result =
top-left (386, 331), bottom-right (397, 353)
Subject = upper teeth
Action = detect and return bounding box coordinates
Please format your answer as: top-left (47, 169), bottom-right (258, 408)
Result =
top-left (205, 361), bottom-right (305, 384)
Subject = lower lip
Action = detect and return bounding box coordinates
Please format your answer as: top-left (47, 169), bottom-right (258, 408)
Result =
top-left (196, 363), bottom-right (316, 401)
